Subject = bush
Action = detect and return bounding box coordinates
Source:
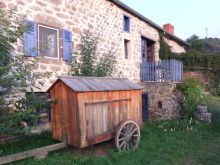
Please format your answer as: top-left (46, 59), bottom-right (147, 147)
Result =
top-left (70, 30), bottom-right (117, 77)
top-left (208, 75), bottom-right (220, 96)
top-left (178, 78), bottom-right (208, 118)
top-left (177, 78), bottom-right (203, 96)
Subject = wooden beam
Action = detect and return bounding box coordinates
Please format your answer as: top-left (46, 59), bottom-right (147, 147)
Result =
top-left (0, 142), bottom-right (67, 165)
top-left (85, 98), bottom-right (131, 106)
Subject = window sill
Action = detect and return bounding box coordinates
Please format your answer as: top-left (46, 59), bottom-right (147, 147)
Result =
top-left (25, 56), bottom-right (65, 65)
top-left (123, 30), bottom-right (130, 33)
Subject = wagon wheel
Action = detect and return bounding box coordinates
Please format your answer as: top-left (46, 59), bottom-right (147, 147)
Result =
top-left (115, 120), bottom-right (140, 151)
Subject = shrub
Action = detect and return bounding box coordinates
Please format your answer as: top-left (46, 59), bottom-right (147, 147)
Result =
top-left (0, 93), bottom-right (52, 135)
top-left (70, 30), bottom-right (117, 77)
top-left (208, 74), bottom-right (220, 96)
top-left (177, 78), bottom-right (203, 96)
top-left (178, 78), bottom-right (208, 118)
top-left (159, 33), bottom-right (175, 60)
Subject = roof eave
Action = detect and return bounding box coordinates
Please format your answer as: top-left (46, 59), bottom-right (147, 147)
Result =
top-left (109, 0), bottom-right (189, 47)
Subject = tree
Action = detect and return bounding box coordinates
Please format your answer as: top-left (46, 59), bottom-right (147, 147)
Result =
top-left (70, 30), bottom-right (117, 77)
top-left (186, 34), bottom-right (206, 52)
top-left (0, 9), bottom-right (50, 135)
top-left (0, 9), bottom-right (27, 111)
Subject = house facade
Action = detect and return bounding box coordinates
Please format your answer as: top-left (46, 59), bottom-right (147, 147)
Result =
top-left (2, 0), bottom-right (187, 92)
top-left (2, 0), bottom-right (188, 121)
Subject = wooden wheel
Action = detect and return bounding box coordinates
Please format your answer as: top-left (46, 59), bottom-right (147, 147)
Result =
top-left (115, 120), bottom-right (140, 151)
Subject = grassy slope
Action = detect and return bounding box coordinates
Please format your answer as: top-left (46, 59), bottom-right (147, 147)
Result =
top-left (1, 97), bottom-right (220, 165)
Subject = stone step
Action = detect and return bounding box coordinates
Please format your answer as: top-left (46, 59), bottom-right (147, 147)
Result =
top-left (194, 112), bottom-right (212, 122)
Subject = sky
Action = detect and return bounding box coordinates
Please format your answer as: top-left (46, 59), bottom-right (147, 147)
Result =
top-left (120, 0), bottom-right (220, 40)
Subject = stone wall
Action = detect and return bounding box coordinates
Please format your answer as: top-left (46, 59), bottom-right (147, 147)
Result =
top-left (184, 70), bottom-right (209, 84)
top-left (140, 82), bottom-right (183, 121)
top-left (2, 0), bottom-right (186, 92)
top-left (164, 38), bottom-right (186, 54)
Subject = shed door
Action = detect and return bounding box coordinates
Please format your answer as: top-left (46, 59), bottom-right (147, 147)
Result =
top-left (85, 99), bottom-right (130, 141)
top-left (142, 93), bottom-right (148, 121)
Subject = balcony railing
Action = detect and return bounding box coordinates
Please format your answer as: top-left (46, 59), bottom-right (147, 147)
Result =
top-left (140, 59), bottom-right (183, 82)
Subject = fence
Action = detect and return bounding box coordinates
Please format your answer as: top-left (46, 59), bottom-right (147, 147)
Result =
top-left (140, 59), bottom-right (183, 82)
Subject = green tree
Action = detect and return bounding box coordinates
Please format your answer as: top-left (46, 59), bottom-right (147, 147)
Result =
top-left (0, 9), bottom-right (50, 135)
top-left (186, 34), bottom-right (206, 52)
top-left (71, 30), bottom-right (117, 77)
top-left (0, 9), bottom-right (27, 110)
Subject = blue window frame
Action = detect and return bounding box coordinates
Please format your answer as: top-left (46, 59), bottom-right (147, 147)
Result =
top-left (123, 15), bottom-right (130, 32)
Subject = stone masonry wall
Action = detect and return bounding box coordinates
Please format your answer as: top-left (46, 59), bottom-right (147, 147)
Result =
top-left (164, 38), bottom-right (186, 54)
top-left (140, 82), bottom-right (183, 121)
top-left (2, 0), bottom-right (186, 92)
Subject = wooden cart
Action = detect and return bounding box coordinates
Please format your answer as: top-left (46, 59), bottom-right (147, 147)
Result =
top-left (48, 77), bottom-right (143, 151)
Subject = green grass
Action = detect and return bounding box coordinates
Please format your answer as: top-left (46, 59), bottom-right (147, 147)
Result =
top-left (1, 97), bottom-right (220, 165)
top-left (0, 132), bottom-right (58, 157)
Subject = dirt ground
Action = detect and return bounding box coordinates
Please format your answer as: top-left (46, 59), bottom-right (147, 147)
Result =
top-left (68, 140), bottom-right (115, 157)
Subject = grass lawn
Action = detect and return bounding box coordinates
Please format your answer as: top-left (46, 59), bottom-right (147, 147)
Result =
top-left (1, 97), bottom-right (220, 165)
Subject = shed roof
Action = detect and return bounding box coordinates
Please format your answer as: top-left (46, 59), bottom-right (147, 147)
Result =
top-left (48, 76), bottom-right (143, 92)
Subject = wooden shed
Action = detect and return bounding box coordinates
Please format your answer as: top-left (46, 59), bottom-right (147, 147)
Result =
top-left (48, 77), bottom-right (143, 149)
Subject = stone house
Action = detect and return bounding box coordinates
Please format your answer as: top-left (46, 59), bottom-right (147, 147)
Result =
top-left (2, 0), bottom-right (188, 120)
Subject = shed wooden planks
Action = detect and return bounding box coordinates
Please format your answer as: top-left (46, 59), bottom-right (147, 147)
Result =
top-left (76, 90), bottom-right (141, 148)
top-left (49, 78), bottom-right (142, 148)
top-left (50, 81), bottom-right (80, 148)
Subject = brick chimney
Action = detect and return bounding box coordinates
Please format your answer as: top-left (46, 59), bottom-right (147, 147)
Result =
top-left (163, 23), bottom-right (174, 35)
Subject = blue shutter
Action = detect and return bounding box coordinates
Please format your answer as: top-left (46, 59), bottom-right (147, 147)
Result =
top-left (23, 20), bottom-right (38, 56)
top-left (152, 45), bottom-right (155, 62)
top-left (145, 39), bottom-right (148, 59)
top-left (63, 30), bottom-right (73, 62)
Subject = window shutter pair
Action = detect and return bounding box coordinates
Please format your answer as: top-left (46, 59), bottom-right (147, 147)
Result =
top-left (23, 20), bottom-right (73, 62)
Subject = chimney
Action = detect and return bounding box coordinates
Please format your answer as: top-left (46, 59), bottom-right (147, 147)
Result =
top-left (163, 23), bottom-right (174, 35)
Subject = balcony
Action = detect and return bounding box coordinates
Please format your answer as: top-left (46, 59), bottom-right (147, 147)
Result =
top-left (140, 59), bottom-right (183, 82)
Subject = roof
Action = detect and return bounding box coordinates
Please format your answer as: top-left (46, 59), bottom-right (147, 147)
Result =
top-left (48, 76), bottom-right (143, 92)
top-left (109, 0), bottom-right (189, 47)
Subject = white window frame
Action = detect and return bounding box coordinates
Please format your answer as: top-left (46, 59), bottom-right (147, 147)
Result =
top-left (38, 25), bottom-right (59, 59)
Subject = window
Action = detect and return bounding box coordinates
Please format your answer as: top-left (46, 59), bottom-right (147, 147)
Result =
top-left (141, 37), bottom-right (155, 63)
top-left (24, 20), bottom-right (73, 61)
top-left (124, 39), bottom-right (130, 59)
top-left (123, 15), bottom-right (130, 32)
top-left (38, 25), bottom-right (59, 59)
top-left (141, 39), bottom-right (147, 59)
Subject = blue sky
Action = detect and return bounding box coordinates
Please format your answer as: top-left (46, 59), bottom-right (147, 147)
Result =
top-left (120, 0), bottom-right (220, 40)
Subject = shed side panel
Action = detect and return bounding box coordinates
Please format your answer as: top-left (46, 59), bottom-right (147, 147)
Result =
top-left (67, 90), bottom-right (80, 147)
top-left (77, 90), bottom-right (142, 148)
top-left (50, 81), bottom-right (80, 147)
top-left (50, 81), bottom-right (63, 141)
